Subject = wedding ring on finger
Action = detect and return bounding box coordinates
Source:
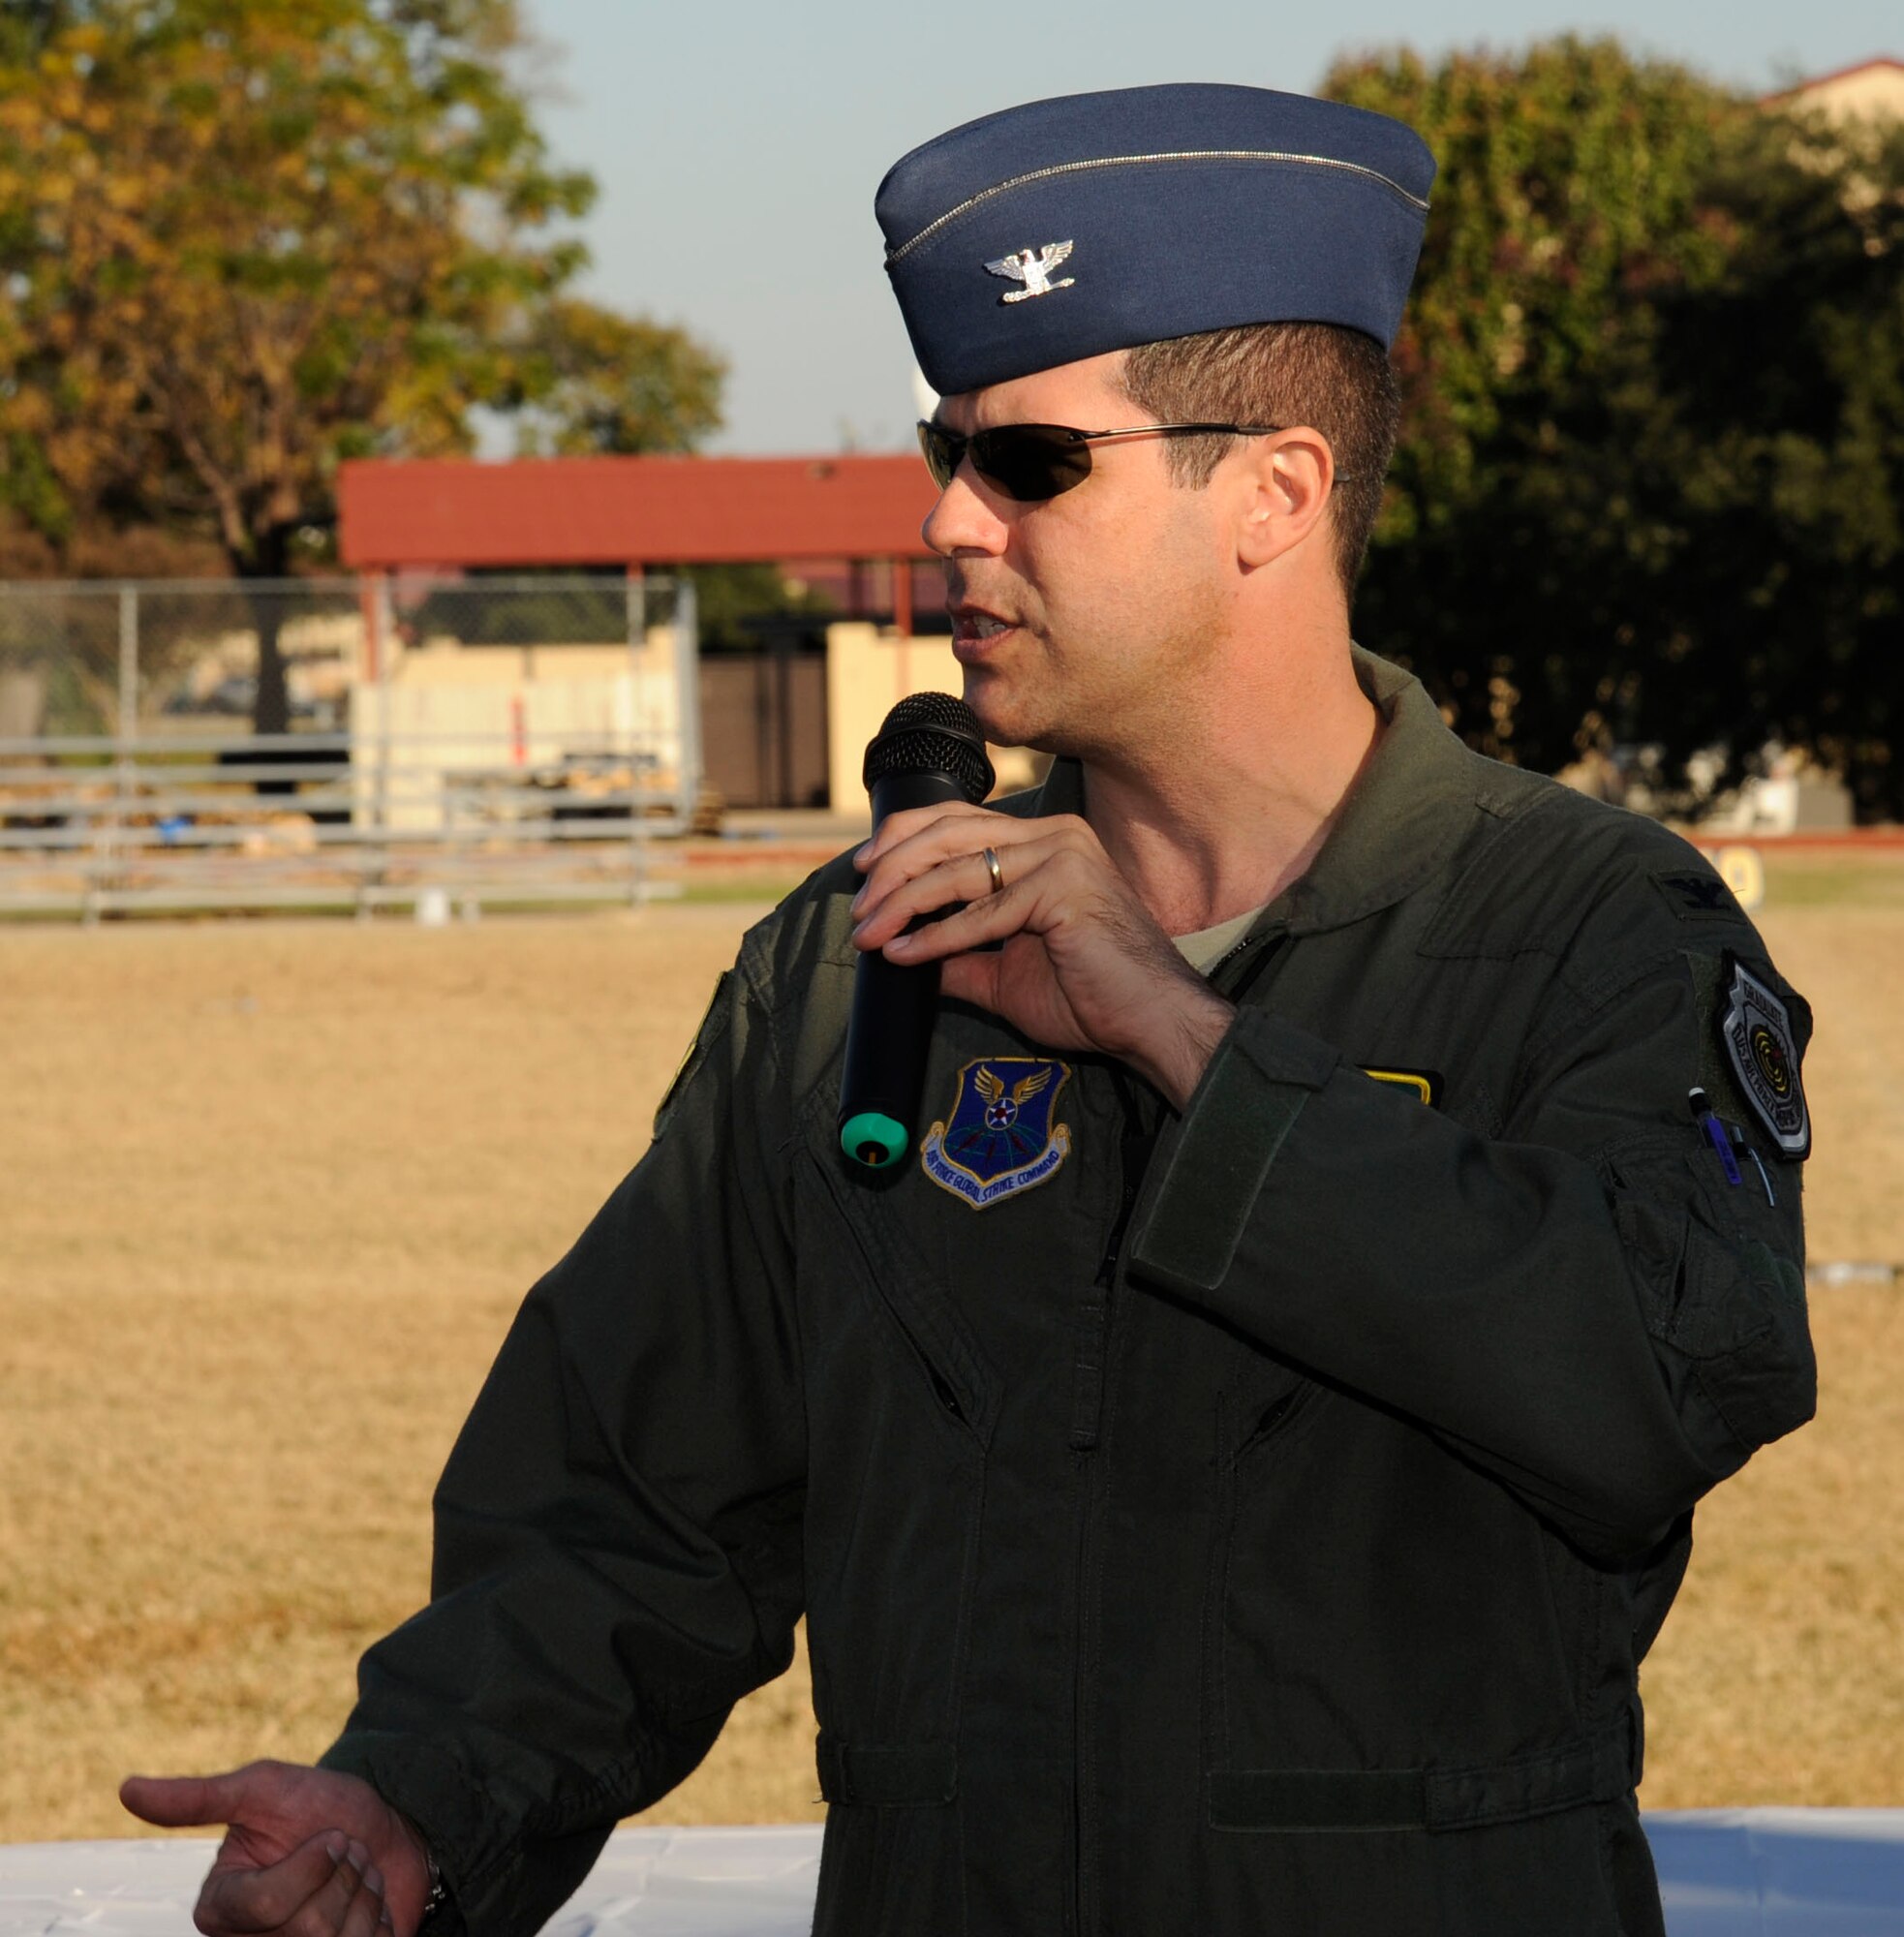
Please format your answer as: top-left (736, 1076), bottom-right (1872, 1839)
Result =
top-left (981, 846), bottom-right (1005, 896)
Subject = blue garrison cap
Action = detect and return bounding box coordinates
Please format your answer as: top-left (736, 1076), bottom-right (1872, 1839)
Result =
top-left (877, 84), bottom-right (1435, 397)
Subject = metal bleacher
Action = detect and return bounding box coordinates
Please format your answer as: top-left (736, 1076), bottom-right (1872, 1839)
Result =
top-left (0, 575), bottom-right (704, 921)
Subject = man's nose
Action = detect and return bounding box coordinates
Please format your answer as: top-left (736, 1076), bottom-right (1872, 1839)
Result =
top-left (922, 469), bottom-right (1010, 558)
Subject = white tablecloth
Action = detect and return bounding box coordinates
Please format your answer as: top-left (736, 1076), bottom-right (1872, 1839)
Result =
top-left (4, 1813), bottom-right (1901, 1934)
top-left (0, 1829), bottom-right (821, 1937)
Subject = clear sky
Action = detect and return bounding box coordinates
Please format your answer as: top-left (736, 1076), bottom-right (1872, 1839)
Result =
top-left (519, 0), bottom-right (1896, 455)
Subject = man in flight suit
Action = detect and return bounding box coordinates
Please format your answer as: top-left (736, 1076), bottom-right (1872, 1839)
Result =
top-left (124, 83), bottom-right (1816, 1937)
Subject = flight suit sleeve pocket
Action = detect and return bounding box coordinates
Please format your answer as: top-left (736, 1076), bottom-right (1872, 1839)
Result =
top-left (1674, 1150), bottom-right (1815, 1451)
top-left (1605, 1131), bottom-right (1815, 1459)
top-left (1602, 1131), bottom-right (1793, 1356)
top-left (1609, 1180), bottom-right (1689, 1345)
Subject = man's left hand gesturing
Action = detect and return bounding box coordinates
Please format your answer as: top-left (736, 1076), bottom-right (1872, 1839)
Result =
top-left (849, 804), bottom-right (1236, 1112)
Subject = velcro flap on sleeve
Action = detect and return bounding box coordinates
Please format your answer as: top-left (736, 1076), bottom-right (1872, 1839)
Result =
top-left (1128, 1011), bottom-right (1337, 1295)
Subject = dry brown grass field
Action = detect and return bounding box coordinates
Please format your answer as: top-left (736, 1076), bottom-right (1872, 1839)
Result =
top-left (3, 852), bottom-right (1900, 1843)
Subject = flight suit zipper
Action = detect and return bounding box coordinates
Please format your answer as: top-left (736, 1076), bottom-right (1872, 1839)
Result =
top-left (1072, 928), bottom-right (1288, 1935)
top-left (1070, 1063), bottom-right (1152, 1454)
top-left (1070, 1061), bottom-right (1153, 1937)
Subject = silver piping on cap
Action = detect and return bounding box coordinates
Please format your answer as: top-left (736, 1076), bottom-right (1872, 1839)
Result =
top-left (886, 148), bottom-right (1430, 266)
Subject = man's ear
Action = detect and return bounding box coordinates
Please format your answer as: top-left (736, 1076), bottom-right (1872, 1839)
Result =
top-left (1235, 428), bottom-right (1336, 570)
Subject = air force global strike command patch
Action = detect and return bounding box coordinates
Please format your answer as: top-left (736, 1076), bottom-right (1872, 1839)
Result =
top-left (922, 1058), bottom-right (1073, 1209)
top-left (1719, 954), bottom-right (1811, 1159)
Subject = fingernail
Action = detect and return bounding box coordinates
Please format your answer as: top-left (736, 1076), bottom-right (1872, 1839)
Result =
top-left (887, 932), bottom-right (914, 952)
top-left (325, 1833), bottom-right (348, 1861)
top-left (848, 888), bottom-right (864, 914)
top-left (347, 1841), bottom-right (369, 1873)
top-left (852, 842), bottom-right (871, 864)
top-left (365, 1867), bottom-right (384, 1897)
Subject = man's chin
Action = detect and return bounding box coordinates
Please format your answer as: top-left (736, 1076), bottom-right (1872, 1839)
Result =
top-left (961, 667), bottom-right (1090, 765)
top-left (961, 667), bottom-right (1041, 753)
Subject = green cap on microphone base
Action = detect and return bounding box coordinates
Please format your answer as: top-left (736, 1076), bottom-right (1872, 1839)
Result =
top-left (841, 1111), bottom-right (909, 1168)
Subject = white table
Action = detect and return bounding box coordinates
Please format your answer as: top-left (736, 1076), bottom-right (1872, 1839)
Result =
top-left (5, 1813), bottom-right (1902, 1934)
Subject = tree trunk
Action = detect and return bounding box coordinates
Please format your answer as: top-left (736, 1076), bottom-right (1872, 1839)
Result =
top-left (252, 599), bottom-right (291, 738)
top-left (243, 524), bottom-right (292, 738)
top-left (238, 524), bottom-right (294, 792)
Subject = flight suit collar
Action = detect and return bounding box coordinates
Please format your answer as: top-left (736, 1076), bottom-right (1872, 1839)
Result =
top-left (1029, 648), bottom-right (1483, 938)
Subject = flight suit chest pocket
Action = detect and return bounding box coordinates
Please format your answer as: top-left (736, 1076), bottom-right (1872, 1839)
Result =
top-left (800, 1137), bottom-right (1000, 1447)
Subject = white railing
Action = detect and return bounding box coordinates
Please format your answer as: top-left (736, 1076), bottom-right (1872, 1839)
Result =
top-left (0, 574), bottom-right (703, 919)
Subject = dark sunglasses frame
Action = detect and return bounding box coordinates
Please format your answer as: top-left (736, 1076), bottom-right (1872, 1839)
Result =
top-left (917, 417), bottom-right (1290, 502)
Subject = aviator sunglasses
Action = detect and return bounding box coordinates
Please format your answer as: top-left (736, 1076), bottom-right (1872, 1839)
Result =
top-left (917, 418), bottom-right (1287, 502)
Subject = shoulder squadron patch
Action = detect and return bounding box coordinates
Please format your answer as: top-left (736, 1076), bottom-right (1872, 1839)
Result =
top-left (922, 1058), bottom-right (1072, 1209)
top-left (1718, 954), bottom-right (1810, 1159)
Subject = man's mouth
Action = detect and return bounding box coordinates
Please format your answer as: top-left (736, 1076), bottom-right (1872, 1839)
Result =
top-left (951, 607), bottom-right (1017, 654)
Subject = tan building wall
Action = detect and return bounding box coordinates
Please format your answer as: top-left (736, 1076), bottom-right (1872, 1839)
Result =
top-left (347, 627), bottom-right (684, 830)
top-left (1776, 57), bottom-right (1904, 123)
top-left (824, 622), bottom-right (1043, 815)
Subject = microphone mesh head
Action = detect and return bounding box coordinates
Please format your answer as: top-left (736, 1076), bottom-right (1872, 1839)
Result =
top-left (864, 692), bottom-right (995, 802)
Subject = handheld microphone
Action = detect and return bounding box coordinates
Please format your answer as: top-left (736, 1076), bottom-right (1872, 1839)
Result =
top-left (838, 693), bottom-right (995, 1168)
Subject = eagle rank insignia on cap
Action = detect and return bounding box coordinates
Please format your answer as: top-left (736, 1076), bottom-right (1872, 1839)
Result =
top-left (922, 1057), bottom-right (1073, 1208)
top-left (986, 241), bottom-right (1076, 303)
top-left (877, 84), bottom-right (1436, 396)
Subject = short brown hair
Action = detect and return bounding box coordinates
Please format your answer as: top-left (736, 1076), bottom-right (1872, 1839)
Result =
top-left (1118, 322), bottom-right (1398, 600)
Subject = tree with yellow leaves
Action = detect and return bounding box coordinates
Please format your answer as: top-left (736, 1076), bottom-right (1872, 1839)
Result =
top-left (0, 0), bottom-right (722, 728)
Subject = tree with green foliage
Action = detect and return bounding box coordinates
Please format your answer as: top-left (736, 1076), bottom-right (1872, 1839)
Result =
top-left (1639, 108), bottom-right (1904, 818)
top-left (0, 0), bottom-right (724, 729)
top-left (505, 299), bottom-right (724, 458)
top-left (1329, 39), bottom-right (1904, 818)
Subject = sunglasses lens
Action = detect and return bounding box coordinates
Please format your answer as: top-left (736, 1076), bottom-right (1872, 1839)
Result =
top-left (918, 422), bottom-right (1095, 501)
top-left (918, 422), bottom-right (961, 491)
top-left (971, 426), bottom-right (1092, 502)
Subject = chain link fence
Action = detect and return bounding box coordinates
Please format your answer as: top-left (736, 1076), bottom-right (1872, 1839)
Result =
top-left (0, 574), bottom-right (702, 917)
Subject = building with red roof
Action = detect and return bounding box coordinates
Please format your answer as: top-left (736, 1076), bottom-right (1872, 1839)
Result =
top-left (338, 451), bottom-right (957, 811)
top-left (339, 451), bottom-right (941, 633)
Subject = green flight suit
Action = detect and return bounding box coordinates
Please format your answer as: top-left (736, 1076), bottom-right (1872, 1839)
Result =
top-left (321, 649), bottom-right (1815, 1937)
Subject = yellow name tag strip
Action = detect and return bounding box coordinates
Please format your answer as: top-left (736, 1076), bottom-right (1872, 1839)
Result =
top-left (1360, 1066), bottom-right (1440, 1106)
